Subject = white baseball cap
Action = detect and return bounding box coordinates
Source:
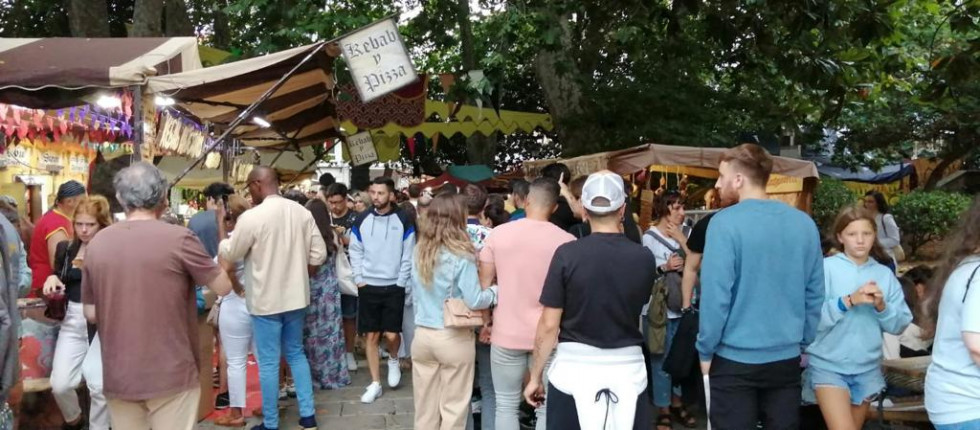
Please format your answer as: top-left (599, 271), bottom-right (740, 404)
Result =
top-left (581, 172), bottom-right (626, 214)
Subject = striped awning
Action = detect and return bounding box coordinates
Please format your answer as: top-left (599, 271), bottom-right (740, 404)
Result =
top-left (0, 38), bottom-right (201, 108)
top-left (146, 43), bottom-right (341, 149)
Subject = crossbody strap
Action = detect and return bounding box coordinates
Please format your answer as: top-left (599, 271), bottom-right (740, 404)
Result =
top-left (963, 262), bottom-right (980, 303)
top-left (644, 229), bottom-right (680, 254)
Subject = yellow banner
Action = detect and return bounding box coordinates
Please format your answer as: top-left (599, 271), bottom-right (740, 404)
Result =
top-left (766, 174), bottom-right (804, 194)
top-left (843, 181), bottom-right (903, 207)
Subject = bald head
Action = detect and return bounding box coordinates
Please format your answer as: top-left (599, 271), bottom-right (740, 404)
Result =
top-left (247, 166), bottom-right (280, 204)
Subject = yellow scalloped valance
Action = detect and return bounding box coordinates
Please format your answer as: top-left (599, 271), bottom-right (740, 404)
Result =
top-left (340, 100), bottom-right (552, 138)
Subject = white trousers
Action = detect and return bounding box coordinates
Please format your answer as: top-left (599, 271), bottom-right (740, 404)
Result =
top-left (218, 294), bottom-right (253, 408)
top-left (50, 302), bottom-right (109, 430)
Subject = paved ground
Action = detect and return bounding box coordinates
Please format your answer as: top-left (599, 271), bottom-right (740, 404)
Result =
top-left (197, 364), bottom-right (416, 430)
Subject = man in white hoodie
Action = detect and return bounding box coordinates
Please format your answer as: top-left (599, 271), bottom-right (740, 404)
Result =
top-left (350, 176), bottom-right (416, 403)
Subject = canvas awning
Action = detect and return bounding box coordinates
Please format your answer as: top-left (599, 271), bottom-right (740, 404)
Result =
top-left (524, 143), bottom-right (819, 179)
top-left (146, 43), bottom-right (341, 149)
top-left (156, 146), bottom-right (324, 189)
top-left (0, 38), bottom-right (201, 108)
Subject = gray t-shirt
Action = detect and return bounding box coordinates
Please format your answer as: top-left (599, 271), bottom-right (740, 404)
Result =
top-left (188, 210), bottom-right (219, 258)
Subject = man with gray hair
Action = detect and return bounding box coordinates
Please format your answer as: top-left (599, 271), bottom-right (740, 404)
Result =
top-left (82, 162), bottom-right (233, 430)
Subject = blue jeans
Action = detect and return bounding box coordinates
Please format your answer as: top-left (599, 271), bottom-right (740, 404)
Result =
top-left (252, 308), bottom-right (315, 429)
top-left (936, 419), bottom-right (980, 430)
top-left (649, 318), bottom-right (680, 408)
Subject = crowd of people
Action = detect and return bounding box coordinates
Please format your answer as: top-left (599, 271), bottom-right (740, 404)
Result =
top-left (0, 142), bottom-right (976, 430)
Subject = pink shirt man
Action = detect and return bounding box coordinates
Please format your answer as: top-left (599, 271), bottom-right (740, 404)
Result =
top-left (480, 218), bottom-right (574, 350)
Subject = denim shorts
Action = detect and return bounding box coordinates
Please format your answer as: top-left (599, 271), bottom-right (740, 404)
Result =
top-left (341, 295), bottom-right (358, 320)
top-left (935, 418), bottom-right (980, 430)
top-left (802, 366), bottom-right (885, 406)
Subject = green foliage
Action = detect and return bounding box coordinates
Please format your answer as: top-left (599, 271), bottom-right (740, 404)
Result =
top-left (892, 190), bottom-right (972, 257)
top-left (812, 178), bottom-right (858, 231)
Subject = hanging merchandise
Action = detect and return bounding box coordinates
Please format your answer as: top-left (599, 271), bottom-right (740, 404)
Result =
top-left (204, 152), bottom-right (221, 169)
top-left (156, 110), bottom-right (209, 158)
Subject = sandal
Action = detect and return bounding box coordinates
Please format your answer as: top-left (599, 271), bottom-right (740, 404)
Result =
top-left (670, 405), bottom-right (697, 428)
top-left (214, 414), bottom-right (245, 427)
top-left (656, 413), bottom-right (673, 430)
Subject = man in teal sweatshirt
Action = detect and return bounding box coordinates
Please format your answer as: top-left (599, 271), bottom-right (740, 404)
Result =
top-left (696, 144), bottom-right (824, 430)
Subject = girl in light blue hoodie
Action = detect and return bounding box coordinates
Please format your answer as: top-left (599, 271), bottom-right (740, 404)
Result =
top-left (804, 206), bottom-right (912, 430)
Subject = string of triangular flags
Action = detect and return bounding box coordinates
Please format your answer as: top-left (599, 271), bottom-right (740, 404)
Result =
top-left (0, 96), bottom-right (135, 146)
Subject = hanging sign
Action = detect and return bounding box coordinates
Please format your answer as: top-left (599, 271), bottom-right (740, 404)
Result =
top-left (70, 154), bottom-right (89, 174)
top-left (346, 132), bottom-right (378, 166)
top-left (0, 145), bottom-right (30, 168)
top-left (340, 18), bottom-right (418, 102)
top-left (41, 151), bottom-right (63, 172)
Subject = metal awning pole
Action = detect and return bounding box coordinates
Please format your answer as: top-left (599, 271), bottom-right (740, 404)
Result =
top-left (169, 40), bottom-right (329, 187)
top-left (283, 140), bottom-right (340, 187)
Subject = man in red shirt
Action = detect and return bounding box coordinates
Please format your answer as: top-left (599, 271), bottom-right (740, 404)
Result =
top-left (29, 180), bottom-right (86, 297)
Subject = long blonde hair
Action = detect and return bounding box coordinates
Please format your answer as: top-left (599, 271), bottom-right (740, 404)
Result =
top-left (414, 194), bottom-right (475, 287)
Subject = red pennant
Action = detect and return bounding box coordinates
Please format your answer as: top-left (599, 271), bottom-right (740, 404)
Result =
top-left (2, 124), bottom-right (12, 138)
top-left (46, 117), bottom-right (54, 130)
top-left (0, 104), bottom-right (8, 120)
top-left (16, 123), bottom-right (29, 139)
top-left (33, 111), bottom-right (43, 129)
top-left (12, 109), bottom-right (21, 126)
top-left (59, 120), bottom-right (69, 135)
top-left (407, 136), bottom-right (416, 157)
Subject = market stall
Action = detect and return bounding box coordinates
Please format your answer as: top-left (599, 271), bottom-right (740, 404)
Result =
top-left (0, 37), bottom-right (202, 220)
top-left (523, 143), bottom-right (820, 224)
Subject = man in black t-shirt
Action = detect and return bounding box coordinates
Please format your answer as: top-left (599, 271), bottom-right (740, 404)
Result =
top-left (323, 182), bottom-right (359, 372)
top-left (525, 171), bottom-right (658, 430)
top-left (680, 190), bottom-right (737, 311)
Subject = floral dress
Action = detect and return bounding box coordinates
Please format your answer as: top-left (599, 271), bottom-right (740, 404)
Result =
top-left (303, 253), bottom-right (351, 390)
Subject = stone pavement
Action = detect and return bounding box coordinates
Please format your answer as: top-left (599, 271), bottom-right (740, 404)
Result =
top-left (196, 363), bottom-right (416, 430)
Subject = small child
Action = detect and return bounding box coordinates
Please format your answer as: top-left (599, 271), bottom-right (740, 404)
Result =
top-left (804, 206), bottom-right (913, 429)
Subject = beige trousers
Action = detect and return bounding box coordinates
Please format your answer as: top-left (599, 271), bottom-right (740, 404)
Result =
top-left (106, 386), bottom-right (201, 430)
top-left (412, 326), bottom-right (476, 430)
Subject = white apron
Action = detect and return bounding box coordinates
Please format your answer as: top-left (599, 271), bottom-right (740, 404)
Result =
top-left (548, 342), bottom-right (648, 430)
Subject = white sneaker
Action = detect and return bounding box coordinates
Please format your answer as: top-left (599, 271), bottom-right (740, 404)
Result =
top-left (361, 382), bottom-right (383, 403)
top-left (346, 352), bottom-right (358, 371)
top-left (387, 358), bottom-right (402, 388)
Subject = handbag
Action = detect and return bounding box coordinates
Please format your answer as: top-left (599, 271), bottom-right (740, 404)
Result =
top-left (335, 236), bottom-right (358, 297)
top-left (43, 242), bottom-right (70, 321)
top-left (443, 264), bottom-right (484, 328)
top-left (206, 297), bottom-right (221, 328)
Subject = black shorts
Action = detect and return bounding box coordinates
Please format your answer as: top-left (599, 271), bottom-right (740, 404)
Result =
top-left (357, 285), bottom-right (405, 334)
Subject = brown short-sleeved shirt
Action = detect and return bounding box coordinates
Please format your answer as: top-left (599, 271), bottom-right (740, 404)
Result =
top-left (82, 220), bottom-right (221, 400)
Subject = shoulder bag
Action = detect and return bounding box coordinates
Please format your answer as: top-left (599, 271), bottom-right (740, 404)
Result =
top-left (443, 259), bottom-right (485, 328)
top-left (43, 241), bottom-right (70, 321)
top-left (335, 236), bottom-right (358, 297)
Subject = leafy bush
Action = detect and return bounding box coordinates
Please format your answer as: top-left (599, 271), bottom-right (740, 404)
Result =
top-left (892, 191), bottom-right (972, 257)
top-left (812, 178), bottom-right (858, 230)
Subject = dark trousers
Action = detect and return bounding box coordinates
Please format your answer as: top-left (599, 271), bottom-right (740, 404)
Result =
top-left (546, 382), bottom-right (652, 430)
top-left (709, 355), bottom-right (800, 430)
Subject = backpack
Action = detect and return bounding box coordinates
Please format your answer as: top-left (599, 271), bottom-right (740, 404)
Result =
top-left (644, 229), bottom-right (687, 313)
top-left (647, 275), bottom-right (669, 355)
top-left (644, 226), bottom-right (689, 355)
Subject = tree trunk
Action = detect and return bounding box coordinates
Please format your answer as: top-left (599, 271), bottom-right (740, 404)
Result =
top-left (131, 0), bottom-right (165, 36)
top-left (533, 12), bottom-right (601, 157)
top-left (455, 0), bottom-right (498, 166)
top-left (164, 0), bottom-right (195, 36)
top-left (465, 133), bottom-right (499, 166)
top-left (457, 0), bottom-right (476, 70)
top-left (211, 0), bottom-right (232, 50)
top-left (67, 0), bottom-right (111, 37)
